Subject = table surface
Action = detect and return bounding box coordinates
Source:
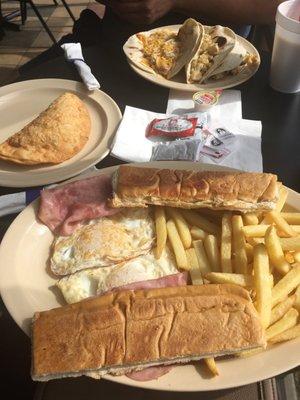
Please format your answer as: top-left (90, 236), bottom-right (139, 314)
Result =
top-left (0, 44), bottom-right (300, 399)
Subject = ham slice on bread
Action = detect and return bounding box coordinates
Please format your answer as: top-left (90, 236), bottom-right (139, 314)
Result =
top-left (109, 165), bottom-right (279, 212)
top-left (32, 284), bottom-right (266, 381)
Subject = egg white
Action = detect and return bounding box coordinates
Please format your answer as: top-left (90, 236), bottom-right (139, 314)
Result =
top-left (51, 208), bottom-right (155, 276)
top-left (57, 247), bottom-right (178, 304)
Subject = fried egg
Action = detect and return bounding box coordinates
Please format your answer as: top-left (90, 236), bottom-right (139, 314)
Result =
top-left (56, 247), bottom-right (178, 304)
top-left (51, 208), bottom-right (155, 276)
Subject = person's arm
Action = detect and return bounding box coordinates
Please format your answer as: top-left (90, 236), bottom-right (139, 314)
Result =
top-left (108, 0), bottom-right (282, 26)
top-left (174, 0), bottom-right (282, 25)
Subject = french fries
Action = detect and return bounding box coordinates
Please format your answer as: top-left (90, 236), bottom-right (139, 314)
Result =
top-left (280, 237), bottom-right (300, 251)
top-left (275, 186), bottom-right (288, 212)
top-left (182, 210), bottom-right (220, 236)
top-left (281, 212), bottom-right (300, 225)
top-left (204, 358), bottom-right (219, 376)
top-left (253, 244), bottom-right (272, 328)
top-left (221, 214), bottom-right (232, 273)
top-left (242, 225), bottom-right (271, 238)
top-left (167, 208), bottom-right (192, 249)
top-left (204, 235), bottom-right (220, 272)
top-left (245, 243), bottom-right (254, 264)
top-left (186, 248), bottom-right (203, 285)
top-left (243, 213), bottom-right (259, 226)
top-left (154, 206), bottom-right (167, 259)
top-left (267, 211), bottom-right (297, 237)
top-left (166, 220), bottom-right (189, 270)
top-left (265, 226), bottom-right (290, 275)
top-left (193, 239), bottom-right (211, 275)
top-left (190, 226), bottom-right (207, 241)
top-left (151, 183), bottom-right (300, 369)
top-left (265, 308), bottom-right (299, 341)
top-left (205, 272), bottom-right (253, 287)
top-left (269, 324), bottom-right (300, 343)
top-left (294, 285), bottom-right (300, 311)
top-left (294, 251), bottom-right (300, 263)
top-left (272, 264), bottom-right (300, 306)
top-left (270, 294), bottom-right (296, 325)
top-left (284, 251), bottom-right (295, 264)
top-left (232, 215), bottom-right (248, 274)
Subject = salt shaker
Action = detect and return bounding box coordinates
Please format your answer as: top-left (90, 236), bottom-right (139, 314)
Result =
top-left (270, 0), bottom-right (300, 93)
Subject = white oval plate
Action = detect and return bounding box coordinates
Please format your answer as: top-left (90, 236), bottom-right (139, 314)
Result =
top-left (0, 79), bottom-right (122, 187)
top-left (124, 25), bottom-right (260, 92)
top-left (0, 161), bottom-right (299, 391)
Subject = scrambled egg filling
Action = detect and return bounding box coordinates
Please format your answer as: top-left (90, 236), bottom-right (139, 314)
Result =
top-left (211, 53), bottom-right (259, 80)
top-left (138, 31), bottom-right (180, 77)
top-left (189, 33), bottom-right (220, 82)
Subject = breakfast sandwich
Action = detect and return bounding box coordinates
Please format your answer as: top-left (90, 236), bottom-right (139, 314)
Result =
top-left (123, 18), bottom-right (202, 79)
top-left (0, 92), bottom-right (90, 165)
top-left (109, 165), bottom-right (279, 212)
top-left (50, 208), bottom-right (155, 275)
top-left (31, 284), bottom-right (266, 381)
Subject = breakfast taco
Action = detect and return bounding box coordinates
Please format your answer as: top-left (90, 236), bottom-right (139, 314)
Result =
top-left (207, 41), bottom-right (260, 81)
top-left (123, 18), bottom-right (202, 79)
top-left (185, 25), bottom-right (236, 84)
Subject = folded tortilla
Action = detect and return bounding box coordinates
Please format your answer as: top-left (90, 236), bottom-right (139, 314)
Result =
top-left (0, 92), bottom-right (91, 165)
top-left (186, 25), bottom-right (236, 84)
top-left (207, 43), bottom-right (260, 82)
top-left (123, 18), bottom-right (202, 79)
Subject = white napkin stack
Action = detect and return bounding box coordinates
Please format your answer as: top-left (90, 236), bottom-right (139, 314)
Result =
top-left (61, 43), bottom-right (100, 91)
top-left (111, 89), bottom-right (263, 172)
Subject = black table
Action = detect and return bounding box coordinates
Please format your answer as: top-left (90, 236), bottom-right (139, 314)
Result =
top-left (1, 45), bottom-right (300, 400)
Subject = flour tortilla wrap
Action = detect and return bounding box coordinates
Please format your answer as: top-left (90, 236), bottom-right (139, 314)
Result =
top-left (207, 40), bottom-right (247, 79)
top-left (123, 18), bottom-right (202, 79)
top-left (186, 25), bottom-right (236, 84)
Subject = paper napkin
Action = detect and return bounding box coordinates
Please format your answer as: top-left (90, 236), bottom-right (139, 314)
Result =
top-left (61, 43), bottom-right (100, 91)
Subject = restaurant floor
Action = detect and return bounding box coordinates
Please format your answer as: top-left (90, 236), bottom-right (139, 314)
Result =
top-left (0, 0), bottom-right (97, 86)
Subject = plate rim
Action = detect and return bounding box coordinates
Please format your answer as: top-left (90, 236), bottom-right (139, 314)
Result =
top-left (124, 25), bottom-right (260, 91)
top-left (0, 161), bottom-right (299, 391)
top-left (0, 78), bottom-right (122, 187)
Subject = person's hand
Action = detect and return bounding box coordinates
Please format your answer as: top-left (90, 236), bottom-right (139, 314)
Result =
top-left (110, 0), bottom-right (174, 25)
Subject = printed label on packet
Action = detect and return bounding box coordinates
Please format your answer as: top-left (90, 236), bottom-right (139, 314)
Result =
top-left (213, 126), bottom-right (236, 143)
top-left (200, 146), bottom-right (231, 163)
top-left (146, 116), bottom-right (198, 139)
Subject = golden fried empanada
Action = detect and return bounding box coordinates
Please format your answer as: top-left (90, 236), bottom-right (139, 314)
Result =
top-left (0, 92), bottom-right (91, 165)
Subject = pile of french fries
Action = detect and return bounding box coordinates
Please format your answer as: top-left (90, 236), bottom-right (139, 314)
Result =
top-left (154, 186), bottom-right (300, 376)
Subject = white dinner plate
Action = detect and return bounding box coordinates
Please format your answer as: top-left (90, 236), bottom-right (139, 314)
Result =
top-left (124, 26), bottom-right (260, 92)
top-left (0, 161), bottom-right (299, 391)
top-left (0, 79), bottom-right (122, 187)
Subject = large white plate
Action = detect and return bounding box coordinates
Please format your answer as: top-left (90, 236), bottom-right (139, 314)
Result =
top-left (0, 79), bottom-right (122, 187)
top-left (125, 26), bottom-right (260, 92)
top-left (0, 161), bottom-right (299, 391)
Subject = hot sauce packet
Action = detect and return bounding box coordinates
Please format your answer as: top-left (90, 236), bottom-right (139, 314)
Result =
top-left (146, 116), bottom-right (198, 139)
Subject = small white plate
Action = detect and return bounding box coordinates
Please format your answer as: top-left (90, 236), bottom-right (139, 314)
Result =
top-left (0, 161), bottom-right (299, 391)
top-left (0, 79), bottom-right (122, 187)
top-left (124, 26), bottom-right (260, 92)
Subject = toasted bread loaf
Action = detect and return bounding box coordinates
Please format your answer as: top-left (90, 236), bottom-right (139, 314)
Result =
top-left (32, 284), bottom-right (265, 381)
top-left (109, 166), bottom-right (278, 212)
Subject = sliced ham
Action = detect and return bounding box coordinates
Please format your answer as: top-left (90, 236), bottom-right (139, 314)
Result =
top-left (38, 175), bottom-right (118, 236)
top-left (118, 272), bottom-right (188, 382)
top-left (111, 271), bottom-right (188, 293)
top-left (126, 366), bottom-right (173, 381)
